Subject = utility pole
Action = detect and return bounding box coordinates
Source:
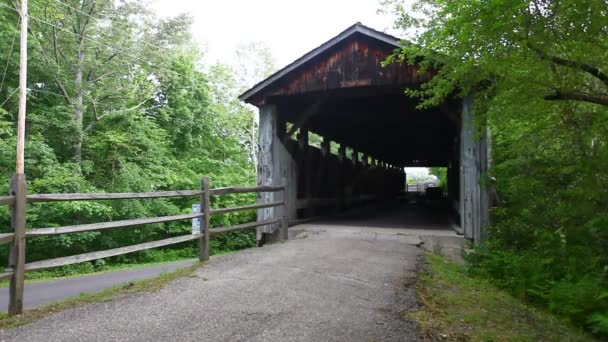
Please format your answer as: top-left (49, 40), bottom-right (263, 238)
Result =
top-left (8, 0), bottom-right (28, 315)
top-left (16, 0), bottom-right (28, 174)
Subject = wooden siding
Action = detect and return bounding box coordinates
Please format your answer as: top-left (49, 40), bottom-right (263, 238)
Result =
top-left (250, 36), bottom-right (433, 106)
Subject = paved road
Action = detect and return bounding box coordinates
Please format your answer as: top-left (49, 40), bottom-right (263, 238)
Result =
top-left (0, 259), bottom-right (196, 311)
top-left (0, 202), bottom-right (462, 341)
top-left (0, 225), bottom-right (456, 341)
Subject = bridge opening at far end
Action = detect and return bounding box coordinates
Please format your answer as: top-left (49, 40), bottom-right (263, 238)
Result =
top-left (240, 23), bottom-right (489, 243)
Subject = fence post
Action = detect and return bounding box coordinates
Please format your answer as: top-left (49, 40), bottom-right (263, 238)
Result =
top-left (280, 177), bottom-right (288, 241)
top-left (8, 174), bottom-right (26, 315)
top-left (199, 177), bottom-right (210, 262)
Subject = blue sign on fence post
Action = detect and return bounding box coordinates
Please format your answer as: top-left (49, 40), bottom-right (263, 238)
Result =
top-left (192, 204), bottom-right (201, 235)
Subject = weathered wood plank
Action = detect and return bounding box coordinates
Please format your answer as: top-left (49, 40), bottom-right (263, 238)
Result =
top-left (24, 234), bottom-right (200, 272)
top-left (199, 177), bottom-right (210, 262)
top-left (257, 104), bottom-right (277, 244)
top-left (9, 174), bottom-right (26, 315)
top-left (0, 196), bottom-right (15, 206)
top-left (210, 219), bottom-right (280, 235)
top-left (210, 201), bottom-right (284, 215)
top-left (0, 272), bottom-right (13, 282)
top-left (27, 213), bottom-right (205, 237)
top-left (209, 185), bottom-right (284, 196)
top-left (278, 178), bottom-right (289, 240)
top-left (0, 233), bottom-right (14, 245)
top-left (25, 186), bottom-right (285, 204)
top-left (26, 190), bottom-right (201, 202)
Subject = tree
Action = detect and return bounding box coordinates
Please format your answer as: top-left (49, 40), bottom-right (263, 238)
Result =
top-left (383, 0), bottom-right (608, 108)
top-left (28, 0), bottom-right (193, 164)
top-left (0, 0), bottom-right (263, 276)
top-left (384, 0), bottom-right (608, 336)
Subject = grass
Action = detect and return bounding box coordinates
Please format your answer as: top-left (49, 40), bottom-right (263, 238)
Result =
top-left (410, 253), bottom-right (594, 342)
top-left (0, 262), bottom-right (203, 330)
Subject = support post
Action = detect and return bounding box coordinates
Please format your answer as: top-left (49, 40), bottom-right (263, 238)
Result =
top-left (320, 138), bottom-right (330, 157)
top-left (460, 96), bottom-right (490, 244)
top-left (297, 129), bottom-right (308, 150)
top-left (338, 144), bottom-right (346, 163)
top-left (8, 174), bottom-right (26, 315)
top-left (280, 177), bottom-right (289, 240)
top-left (199, 177), bottom-right (210, 261)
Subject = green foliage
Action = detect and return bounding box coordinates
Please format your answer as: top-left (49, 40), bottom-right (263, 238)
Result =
top-left (386, 0), bottom-right (608, 336)
top-left (0, 1), bottom-right (273, 279)
top-left (411, 253), bottom-right (592, 341)
top-left (428, 167), bottom-right (447, 192)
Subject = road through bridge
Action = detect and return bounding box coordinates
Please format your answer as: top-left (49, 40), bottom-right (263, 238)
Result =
top-left (1, 202), bottom-right (461, 342)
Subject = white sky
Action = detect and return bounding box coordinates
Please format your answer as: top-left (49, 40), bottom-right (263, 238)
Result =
top-left (149, 0), bottom-right (406, 69)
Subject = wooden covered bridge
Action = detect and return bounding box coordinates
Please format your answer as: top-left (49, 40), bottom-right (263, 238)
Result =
top-left (240, 23), bottom-right (491, 244)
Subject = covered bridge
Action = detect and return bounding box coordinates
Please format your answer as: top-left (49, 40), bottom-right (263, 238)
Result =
top-left (239, 23), bottom-right (490, 244)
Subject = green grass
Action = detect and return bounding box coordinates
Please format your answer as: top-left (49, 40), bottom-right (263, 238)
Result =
top-left (0, 262), bottom-right (204, 330)
top-left (410, 253), bottom-right (594, 342)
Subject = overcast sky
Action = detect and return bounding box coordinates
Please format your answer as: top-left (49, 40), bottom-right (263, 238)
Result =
top-left (149, 0), bottom-right (407, 68)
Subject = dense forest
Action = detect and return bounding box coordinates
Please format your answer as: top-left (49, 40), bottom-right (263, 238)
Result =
top-left (0, 1), bottom-right (274, 273)
top-left (385, 0), bottom-right (608, 336)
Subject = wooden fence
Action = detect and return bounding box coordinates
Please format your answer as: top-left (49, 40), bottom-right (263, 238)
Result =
top-left (0, 175), bottom-right (287, 315)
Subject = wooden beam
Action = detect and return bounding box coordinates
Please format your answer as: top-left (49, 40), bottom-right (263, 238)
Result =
top-left (27, 213), bottom-right (205, 237)
top-left (210, 185), bottom-right (284, 196)
top-left (25, 186), bottom-right (284, 203)
top-left (279, 178), bottom-right (289, 240)
top-left (286, 98), bottom-right (325, 138)
top-left (320, 138), bottom-right (330, 157)
top-left (0, 272), bottom-right (13, 282)
top-left (211, 201), bottom-right (284, 215)
top-left (0, 196), bottom-right (15, 206)
top-left (26, 190), bottom-right (201, 202)
top-left (338, 144), bottom-right (346, 163)
top-left (210, 219), bottom-right (280, 235)
top-left (257, 104), bottom-right (276, 244)
top-left (199, 177), bottom-right (210, 261)
top-left (0, 233), bottom-right (14, 245)
top-left (23, 234), bottom-right (200, 272)
top-left (8, 174), bottom-right (26, 315)
top-left (297, 128), bottom-right (309, 150)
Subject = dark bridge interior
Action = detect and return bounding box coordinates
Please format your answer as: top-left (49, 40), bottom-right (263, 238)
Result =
top-left (272, 88), bottom-right (460, 167)
top-left (240, 23), bottom-right (489, 240)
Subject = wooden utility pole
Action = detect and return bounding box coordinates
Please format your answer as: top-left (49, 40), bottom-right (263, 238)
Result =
top-left (8, 0), bottom-right (28, 315)
top-left (16, 0), bottom-right (27, 174)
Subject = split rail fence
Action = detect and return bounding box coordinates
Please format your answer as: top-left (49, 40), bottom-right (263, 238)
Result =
top-left (0, 175), bottom-right (287, 315)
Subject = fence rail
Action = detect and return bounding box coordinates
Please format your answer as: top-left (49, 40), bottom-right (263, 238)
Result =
top-left (1, 175), bottom-right (287, 315)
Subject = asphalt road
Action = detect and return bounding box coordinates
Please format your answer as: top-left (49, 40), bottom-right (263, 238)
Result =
top-left (0, 202), bottom-right (462, 342)
top-left (0, 259), bottom-right (196, 311)
top-left (0, 223), bottom-right (450, 342)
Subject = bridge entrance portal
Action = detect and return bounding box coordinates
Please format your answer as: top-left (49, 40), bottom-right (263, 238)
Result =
top-left (240, 23), bottom-right (490, 244)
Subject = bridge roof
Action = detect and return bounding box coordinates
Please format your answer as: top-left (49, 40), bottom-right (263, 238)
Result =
top-left (239, 23), bottom-right (402, 104)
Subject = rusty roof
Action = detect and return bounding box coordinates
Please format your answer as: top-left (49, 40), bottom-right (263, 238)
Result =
top-left (238, 23), bottom-right (402, 103)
